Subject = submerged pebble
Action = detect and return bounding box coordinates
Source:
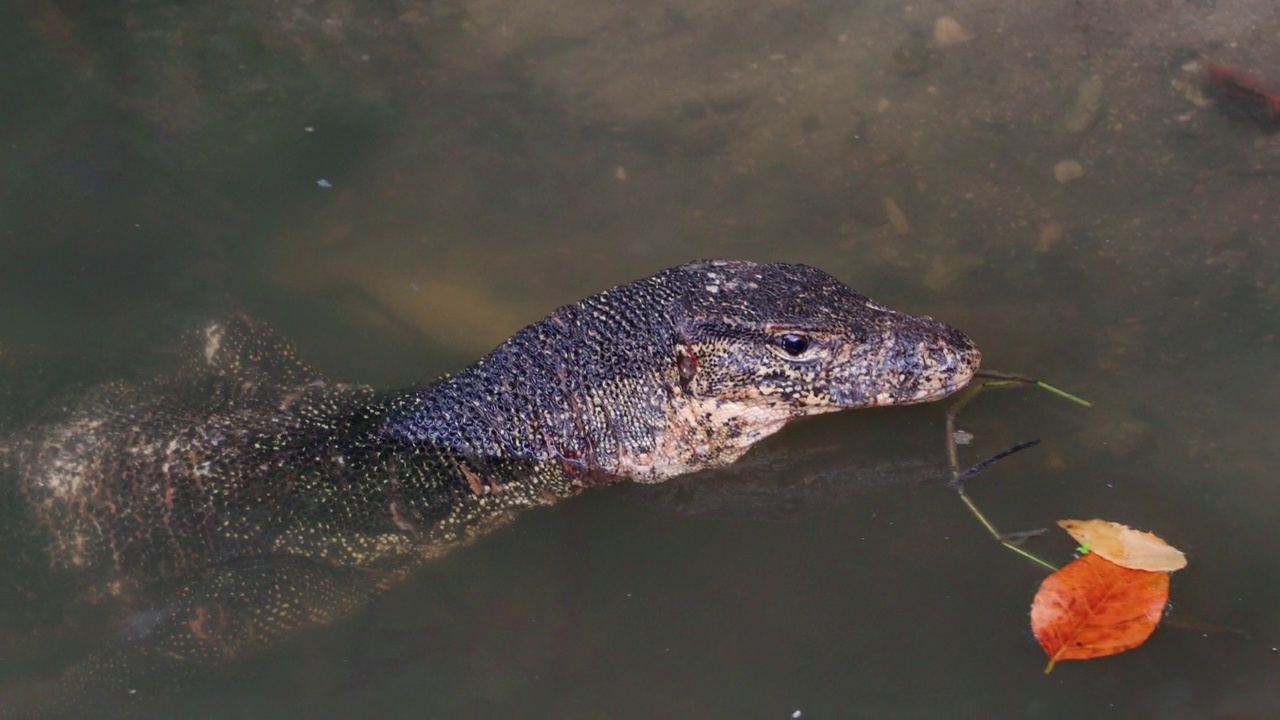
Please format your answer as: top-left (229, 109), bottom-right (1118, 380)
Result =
top-left (1062, 75), bottom-right (1104, 133)
top-left (1054, 160), bottom-right (1084, 183)
top-left (882, 196), bottom-right (910, 234)
top-left (934, 17), bottom-right (974, 47)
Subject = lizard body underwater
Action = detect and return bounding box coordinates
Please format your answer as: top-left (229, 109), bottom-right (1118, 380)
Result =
top-left (0, 260), bottom-right (979, 714)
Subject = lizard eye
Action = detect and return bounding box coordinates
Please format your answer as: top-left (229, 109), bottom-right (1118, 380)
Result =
top-left (777, 333), bottom-right (811, 357)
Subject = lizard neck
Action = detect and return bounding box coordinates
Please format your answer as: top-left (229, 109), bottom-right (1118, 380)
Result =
top-left (377, 298), bottom-right (685, 494)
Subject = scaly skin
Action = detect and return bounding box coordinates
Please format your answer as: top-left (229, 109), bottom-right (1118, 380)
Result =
top-left (2, 260), bottom-right (979, 713)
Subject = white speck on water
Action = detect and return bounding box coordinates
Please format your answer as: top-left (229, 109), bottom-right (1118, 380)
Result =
top-left (304, 126), bottom-right (315, 132)
top-left (316, 179), bottom-right (332, 188)
top-left (953, 429), bottom-right (974, 445)
top-left (792, 711), bottom-right (802, 719)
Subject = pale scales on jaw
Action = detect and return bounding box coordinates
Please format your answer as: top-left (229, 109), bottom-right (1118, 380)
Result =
top-left (3, 260), bottom-right (979, 713)
top-left (202, 322), bottom-right (224, 366)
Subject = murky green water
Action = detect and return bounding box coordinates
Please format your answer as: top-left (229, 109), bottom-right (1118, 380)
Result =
top-left (2, 2), bottom-right (1278, 718)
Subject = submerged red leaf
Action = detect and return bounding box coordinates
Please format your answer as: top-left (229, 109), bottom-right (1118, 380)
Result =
top-left (1203, 59), bottom-right (1280, 129)
top-left (1030, 552), bottom-right (1169, 672)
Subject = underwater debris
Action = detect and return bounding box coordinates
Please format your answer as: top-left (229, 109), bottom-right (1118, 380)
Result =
top-left (1203, 59), bottom-right (1280, 131)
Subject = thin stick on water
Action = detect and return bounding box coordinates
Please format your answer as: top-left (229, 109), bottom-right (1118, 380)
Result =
top-left (943, 372), bottom-right (1092, 572)
top-left (975, 370), bottom-right (1093, 407)
top-left (951, 440), bottom-right (1042, 488)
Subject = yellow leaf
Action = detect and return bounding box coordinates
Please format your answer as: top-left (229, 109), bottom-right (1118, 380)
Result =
top-left (1057, 519), bottom-right (1187, 572)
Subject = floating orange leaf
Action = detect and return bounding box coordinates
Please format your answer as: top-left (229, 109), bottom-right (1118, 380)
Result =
top-left (1057, 519), bottom-right (1187, 571)
top-left (1030, 552), bottom-right (1169, 672)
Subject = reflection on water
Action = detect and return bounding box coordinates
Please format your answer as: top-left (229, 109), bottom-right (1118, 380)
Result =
top-left (2, 1), bottom-right (1278, 718)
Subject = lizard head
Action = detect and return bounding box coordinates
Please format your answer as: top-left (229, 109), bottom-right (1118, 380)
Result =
top-left (605, 259), bottom-right (980, 481)
top-left (404, 259), bottom-right (979, 485)
top-left (671, 259), bottom-right (979, 408)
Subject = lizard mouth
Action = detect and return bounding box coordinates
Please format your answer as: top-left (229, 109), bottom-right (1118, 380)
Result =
top-left (887, 345), bottom-right (982, 406)
top-left (940, 357), bottom-right (981, 395)
top-left (927, 376), bottom-right (975, 401)
top-left (822, 343), bottom-right (980, 409)
top-left (929, 352), bottom-right (982, 400)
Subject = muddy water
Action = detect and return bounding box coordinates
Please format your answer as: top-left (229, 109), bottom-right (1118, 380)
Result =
top-left (2, 1), bottom-right (1278, 718)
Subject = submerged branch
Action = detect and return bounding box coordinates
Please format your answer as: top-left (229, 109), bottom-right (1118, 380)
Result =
top-left (950, 440), bottom-right (1041, 489)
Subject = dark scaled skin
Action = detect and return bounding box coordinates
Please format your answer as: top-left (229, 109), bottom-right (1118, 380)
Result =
top-left (0, 259), bottom-right (979, 712)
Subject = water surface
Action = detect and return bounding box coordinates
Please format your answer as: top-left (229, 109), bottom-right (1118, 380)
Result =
top-left (2, 2), bottom-right (1278, 718)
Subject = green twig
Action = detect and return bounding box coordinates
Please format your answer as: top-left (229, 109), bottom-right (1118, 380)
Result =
top-left (1034, 381), bottom-right (1092, 407)
top-left (953, 481), bottom-right (1058, 572)
top-left (943, 372), bottom-right (1092, 571)
top-left (974, 370), bottom-right (1092, 407)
